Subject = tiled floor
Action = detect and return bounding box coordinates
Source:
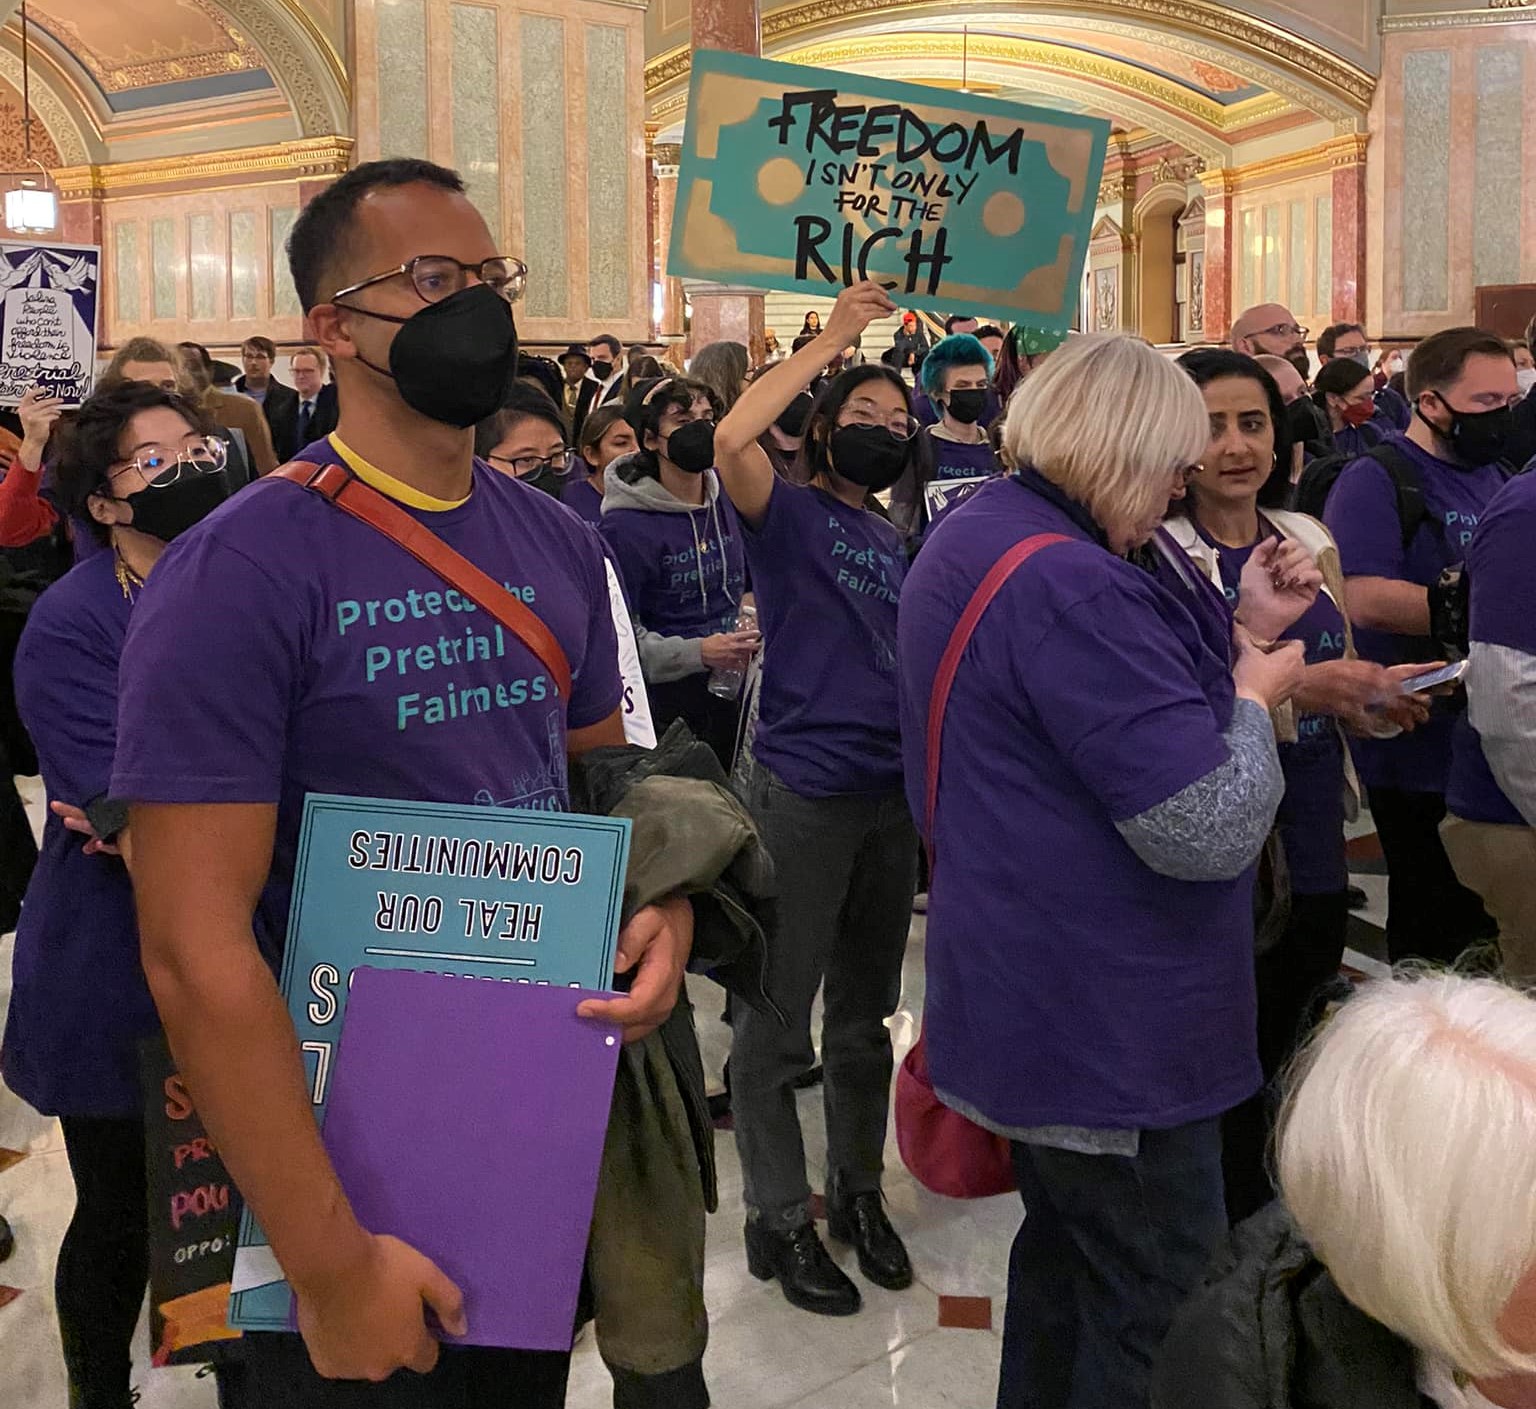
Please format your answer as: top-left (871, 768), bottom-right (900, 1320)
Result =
top-left (0, 780), bottom-right (1393, 1408)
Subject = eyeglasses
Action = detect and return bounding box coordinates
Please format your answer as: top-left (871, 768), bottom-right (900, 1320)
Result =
top-left (488, 449), bottom-right (574, 478)
top-left (331, 254), bottom-right (528, 306)
top-left (1256, 322), bottom-right (1308, 341)
top-left (108, 437), bottom-right (227, 489)
top-left (840, 401), bottom-right (918, 440)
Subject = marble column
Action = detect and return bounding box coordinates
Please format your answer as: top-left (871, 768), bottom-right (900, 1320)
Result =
top-left (1331, 137), bottom-right (1369, 326)
top-left (1199, 168), bottom-right (1237, 342)
top-left (686, 0), bottom-right (764, 362)
top-left (60, 191), bottom-right (103, 248)
top-left (655, 142), bottom-right (686, 341)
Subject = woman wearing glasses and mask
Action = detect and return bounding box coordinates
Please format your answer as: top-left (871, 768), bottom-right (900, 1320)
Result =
top-left (474, 383), bottom-right (574, 500)
top-left (598, 376), bottom-right (756, 770)
top-left (2, 381), bottom-right (233, 1409)
top-left (711, 283), bottom-right (921, 1319)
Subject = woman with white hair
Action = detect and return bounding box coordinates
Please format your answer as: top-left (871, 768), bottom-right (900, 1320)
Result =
top-left (1153, 970), bottom-right (1536, 1408)
top-left (896, 332), bottom-right (1319, 1409)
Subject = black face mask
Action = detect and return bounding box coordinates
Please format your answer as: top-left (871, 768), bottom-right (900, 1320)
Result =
top-left (664, 419), bottom-right (716, 474)
top-left (590, 359), bottom-right (614, 382)
top-left (946, 388), bottom-right (987, 425)
top-left (1421, 393), bottom-right (1514, 466)
top-left (776, 393), bottom-right (814, 438)
top-left (519, 462), bottom-right (565, 500)
top-left (120, 470), bottom-right (230, 543)
top-left (1286, 397), bottom-right (1325, 448)
top-left (829, 424), bottom-right (909, 491)
top-left (1286, 349), bottom-right (1312, 381)
top-left (343, 283), bottom-right (519, 429)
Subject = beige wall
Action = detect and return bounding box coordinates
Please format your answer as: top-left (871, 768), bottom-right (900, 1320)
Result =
top-left (1232, 170), bottom-right (1335, 339)
top-left (103, 183), bottom-right (311, 347)
top-left (354, 0), bottom-right (652, 344)
top-left (1369, 19), bottom-right (1536, 338)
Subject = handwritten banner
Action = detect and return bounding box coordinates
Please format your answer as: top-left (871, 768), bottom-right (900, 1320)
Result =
top-left (139, 1037), bottom-right (244, 1365)
top-left (229, 793), bottom-right (631, 1332)
top-left (0, 241), bottom-right (99, 406)
top-left (668, 51), bottom-right (1109, 329)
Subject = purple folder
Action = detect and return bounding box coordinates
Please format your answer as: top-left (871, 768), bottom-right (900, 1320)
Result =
top-left (321, 967), bottom-right (622, 1350)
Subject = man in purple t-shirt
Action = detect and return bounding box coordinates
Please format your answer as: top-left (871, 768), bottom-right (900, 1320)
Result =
top-left (1445, 470), bottom-right (1536, 981)
top-left (110, 160), bottom-right (692, 1404)
top-left (1325, 326), bottom-right (1516, 966)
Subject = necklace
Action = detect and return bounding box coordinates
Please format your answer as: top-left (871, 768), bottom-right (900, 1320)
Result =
top-left (114, 549), bottom-right (145, 601)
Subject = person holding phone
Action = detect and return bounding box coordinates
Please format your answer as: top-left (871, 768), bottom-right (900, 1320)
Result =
top-left (1166, 348), bottom-right (1434, 1222)
top-left (898, 332), bottom-right (1317, 1409)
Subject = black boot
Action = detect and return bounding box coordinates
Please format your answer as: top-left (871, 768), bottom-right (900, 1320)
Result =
top-left (744, 1218), bottom-right (861, 1316)
top-left (0, 1212), bottom-right (12, 1264)
top-left (826, 1177), bottom-right (913, 1291)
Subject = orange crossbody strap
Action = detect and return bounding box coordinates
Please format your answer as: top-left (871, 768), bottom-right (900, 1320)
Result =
top-left (272, 460), bottom-right (573, 703)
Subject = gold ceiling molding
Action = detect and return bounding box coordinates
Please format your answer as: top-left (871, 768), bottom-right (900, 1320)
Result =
top-left (1227, 133), bottom-right (1367, 189)
top-left (777, 33), bottom-right (1266, 132)
top-left (1381, 6), bottom-right (1536, 30)
top-left (645, 0), bottom-right (1374, 114)
top-left (54, 135), bottom-right (353, 200)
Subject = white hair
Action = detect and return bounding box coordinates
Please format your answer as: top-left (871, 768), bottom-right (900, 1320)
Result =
top-left (999, 334), bottom-right (1208, 540)
top-left (1277, 972), bottom-right (1536, 1380)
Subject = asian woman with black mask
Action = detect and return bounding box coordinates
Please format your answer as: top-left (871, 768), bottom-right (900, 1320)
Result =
top-left (598, 376), bottom-right (757, 769)
top-left (712, 281), bottom-right (920, 1320)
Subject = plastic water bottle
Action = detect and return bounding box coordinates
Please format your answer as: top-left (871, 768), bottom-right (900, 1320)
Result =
top-left (708, 605), bottom-right (757, 700)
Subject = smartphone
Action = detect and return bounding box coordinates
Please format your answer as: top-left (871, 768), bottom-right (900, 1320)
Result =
top-left (1397, 660), bottom-right (1469, 695)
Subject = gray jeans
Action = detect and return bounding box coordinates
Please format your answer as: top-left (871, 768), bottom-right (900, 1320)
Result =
top-left (731, 766), bottom-right (919, 1231)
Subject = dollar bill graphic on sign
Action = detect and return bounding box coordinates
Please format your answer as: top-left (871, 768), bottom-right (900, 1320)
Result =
top-left (668, 50), bottom-right (1109, 330)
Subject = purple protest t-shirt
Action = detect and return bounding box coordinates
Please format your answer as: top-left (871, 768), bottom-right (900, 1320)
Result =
top-left (3, 552), bottom-right (160, 1117)
top-left (561, 476), bottom-right (603, 527)
top-left (111, 438), bottom-right (622, 967)
top-left (899, 476), bottom-right (1259, 1131)
top-left (1197, 520), bottom-right (1350, 895)
top-left (1449, 471), bottom-right (1536, 825)
top-left (926, 432), bottom-right (1000, 482)
top-left (1325, 434), bottom-right (1508, 792)
top-left (744, 477), bottom-right (906, 796)
top-left (598, 481), bottom-right (748, 644)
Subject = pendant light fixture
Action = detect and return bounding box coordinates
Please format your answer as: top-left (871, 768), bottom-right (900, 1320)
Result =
top-left (4, 1), bottom-right (59, 236)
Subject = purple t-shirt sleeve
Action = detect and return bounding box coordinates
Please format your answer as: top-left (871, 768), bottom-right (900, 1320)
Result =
top-left (1021, 582), bottom-right (1233, 822)
top-left (113, 535), bottom-right (301, 804)
top-left (16, 609), bottom-right (119, 806)
top-left (566, 529), bottom-right (623, 730)
top-left (1468, 478), bottom-right (1536, 653)
top-left (1325, 459), bottom-right (1407, 581)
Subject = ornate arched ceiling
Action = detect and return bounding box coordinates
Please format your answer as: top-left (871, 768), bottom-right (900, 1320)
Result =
top-left (0, 0), bottom-right (347, 164)
top-left (646, 0), bottom-right (1376, 160)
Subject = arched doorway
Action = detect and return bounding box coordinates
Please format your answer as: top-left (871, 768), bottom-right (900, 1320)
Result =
top-left (1135, 184), bottom-right (1188, 347)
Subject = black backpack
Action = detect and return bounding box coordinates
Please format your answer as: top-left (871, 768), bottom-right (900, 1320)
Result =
top-left (1290, 441), bottom-right (1512, 662)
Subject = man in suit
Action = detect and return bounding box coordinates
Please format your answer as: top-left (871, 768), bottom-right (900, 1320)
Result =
top-left (236, 335), bottom-right (299, 462)
top-left (558, 343), bottom-right (591, 426)
top-left (570, 333), bottom-right (625, 439)
top-left (284, 346), bottom-right (340, 460)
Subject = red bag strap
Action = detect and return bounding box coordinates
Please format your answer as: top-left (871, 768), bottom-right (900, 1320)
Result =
top-left (924, 534), bottom-right (1070, 850)
top-left (273, 460), bottom-right (573, 703)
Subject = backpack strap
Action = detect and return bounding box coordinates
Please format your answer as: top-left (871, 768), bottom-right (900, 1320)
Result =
top-left (924, 533), bottom-right (1070, 859)
top-left (272, 460), bottom-right (573, 703)
top-left (1364, 442), bottom-right (1428, 551)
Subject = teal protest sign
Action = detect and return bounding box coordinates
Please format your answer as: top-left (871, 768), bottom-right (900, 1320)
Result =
top-left (667, 50), bottom-right (1110, 330)
top-left (229, 793), bottom-right (630, 1333)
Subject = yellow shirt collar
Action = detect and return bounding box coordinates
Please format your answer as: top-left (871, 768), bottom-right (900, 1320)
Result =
top-left (328, 434), bottom-right (471, 512)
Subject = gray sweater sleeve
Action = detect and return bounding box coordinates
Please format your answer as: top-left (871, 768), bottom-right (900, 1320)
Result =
top-left (634, 622), bottom-right (706, 684)
top-left (1114, 697), bottom-right (1285, 882)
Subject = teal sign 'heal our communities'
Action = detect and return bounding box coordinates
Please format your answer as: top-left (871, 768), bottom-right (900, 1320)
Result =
top-left (668, 49), bottom-right (1110, 330)
top-left (228, 793), bottom-right (631, 1333)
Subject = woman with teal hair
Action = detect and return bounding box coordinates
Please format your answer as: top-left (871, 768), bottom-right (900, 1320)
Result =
top-left (920, 333), bottom-right (1001, 483)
